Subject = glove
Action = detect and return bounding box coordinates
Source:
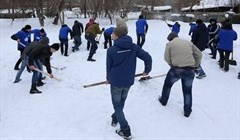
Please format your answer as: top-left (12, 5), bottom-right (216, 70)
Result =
top-left (102, 28), bottom-right (105, 31)
top-left (96, 41), bottom-right (99, 44)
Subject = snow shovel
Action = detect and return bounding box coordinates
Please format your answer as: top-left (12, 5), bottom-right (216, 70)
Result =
top-left (139, 74), bottom-right (167, 81)
top-left (83, 73), bottom-right (145, 88)
top-left (229, 52), bottom-right (237, 66)
top-left (51, 66), bottom-right (67, 70)
top-left (33, 67), bottom-right (62, 82)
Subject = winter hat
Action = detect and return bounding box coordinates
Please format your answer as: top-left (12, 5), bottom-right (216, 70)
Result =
top-left (167, 32), bottom-right (178, 41)
top-left (139, 15), bottom-right (144, 19)
top-left (209, 18), bottom-right (217, 23)
top-left (24, 24), bottom-right (31, 30)
top-left (40, 28), bottom-right (45, 33)
top-left (113, 26), bottom-right (128, 37)
top-left (196, 19), bottom-right (203, 24)
top-left (50, 43), bottom-right (60, 51)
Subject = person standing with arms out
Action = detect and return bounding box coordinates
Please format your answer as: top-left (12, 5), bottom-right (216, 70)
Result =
top-left (85, 18), bottom-right (95, 51)
top-left (135, 15), bottom-right (148, 48)
top-left (85, 23), bottom-right (104, 61)
top-left (207, 18), bottom-right (220, 59)
top-left (167, 22), bottom-right (181, 35)
top-left (216, 21), bottom-right (237, 72)
top-left (191, 19), bottom-right (208, 79)
top-left (159, 32), bottom-right (202, 117)
top-left (11, 25), bottom-right (32, 70)
top-left (59, 24), bottom-right (72, 57)
top-left (72, 20), bottom-right (84, 52)
top-left (106, 26), bottom-right (152, 139)
top-left (103, 27), bottom-right (115, 49)
top-left (31, 28), bottom-right (47, 41)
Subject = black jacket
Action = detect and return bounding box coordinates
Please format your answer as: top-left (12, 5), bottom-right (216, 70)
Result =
top-left (23, 37), bottom-right (53, 74)
top-left (191, 23), bottom-right (209, 51)
top-left (72, 20), bottom-right (84, 37)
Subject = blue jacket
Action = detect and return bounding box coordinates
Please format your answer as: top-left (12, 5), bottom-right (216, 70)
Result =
top-left (104, 27), bottom-right (114, 36)
top-left (136, 19), bottom-right (148, 34)
top-left (217, 29), bottom-right (237, 51)
top-left (31, 29), bottom-right (47, 41)
top-left (189, 23), bottom-right (197, 35)
top-left (11, 28), bottom-right (31, 50)
top-left (107, 35), bottom-right (152, 87)
top-left (59, 25), bottom-right (72, 40)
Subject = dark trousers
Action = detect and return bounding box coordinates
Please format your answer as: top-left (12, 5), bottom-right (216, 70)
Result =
top-left (104, 33), bottom-right (112, 49)
top-left (161, 67), bottom-right (195, 114)
top-left (218, 49), bottom-right (231, 71)
top-left (85, 35), bottom-right (98, 59)
top-left (60, 39), bottom-right (69, 56)
top-left (15, 48), bottom-right (24, 69)
top-left (208, 40), bottom-right (217, 58)
top-left (87, 41), bottom-right (91, 50)
top-left (137, 34), bottom-right (145, 48)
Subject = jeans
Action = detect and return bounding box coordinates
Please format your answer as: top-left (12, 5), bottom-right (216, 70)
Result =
top-left (209, 41), bottom-right (217, 58)
top-left (73, 36), bottom-right (82, 50)
top-left (137, 34), bottom-right (145, 48)
top-left (15, 57), bottom-right (43, 83)
top-left (85, 35), bottom-right (98, 59)
top-left (161, 67), bottom-right (195, 114)
top-left (15, 48), bottom-right (24, 69)
top-left (195, 64), bottom-right (206, 76)
top-left (110, 86), bottom-right (130, 130)
top-left (60, 39), bottom-right (69, 56)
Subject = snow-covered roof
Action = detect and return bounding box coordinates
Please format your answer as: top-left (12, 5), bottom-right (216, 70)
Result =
top-left (153, 6), bottom-right (171, 11)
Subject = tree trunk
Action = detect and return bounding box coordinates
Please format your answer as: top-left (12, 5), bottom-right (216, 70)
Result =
top-left (36, 0), bottom-right (44, 26)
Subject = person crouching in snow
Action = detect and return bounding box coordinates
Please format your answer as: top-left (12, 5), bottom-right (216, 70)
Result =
top-left (104, 27), bottom-right (115, 49)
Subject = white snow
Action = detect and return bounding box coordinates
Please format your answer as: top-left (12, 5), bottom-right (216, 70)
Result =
top-left (0, 17), bottom-right (240, 140)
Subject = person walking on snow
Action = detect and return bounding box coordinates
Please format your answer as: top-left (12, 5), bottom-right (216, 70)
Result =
top-left (59, 24), bottom-right (72, 56)
top-left (85, 18), bottom-right (95, 51)
top-left (11, 25), bottom-right (32, 70)
top-left (72, 20), bottom-right (84, 52)
top-left (135, 15), bottom-right (148, 48)
top-left (85, 23), bottom-right (104, 61)
top-left (106, 26), bottom-right (152, 139)
top-left (159, 32), bottom-right (202, 117)
top-left (191, 19), bottom-right (208, 79)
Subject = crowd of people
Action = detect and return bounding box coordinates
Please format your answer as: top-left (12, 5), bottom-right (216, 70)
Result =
top-left (11, 15), bottom-right (238, 139)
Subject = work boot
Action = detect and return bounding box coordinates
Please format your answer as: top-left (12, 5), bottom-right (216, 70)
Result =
top-left (87, 58), bottom-right (96, 62)
top-left (30, 83), bottom-right (42, 94)
top-left (116, 127), bottom-right (132, 140)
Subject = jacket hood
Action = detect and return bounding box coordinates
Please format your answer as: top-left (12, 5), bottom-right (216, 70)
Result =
top-left (114, 35), bottom-right (133, 50)
top-left (197, 23), bottom-right (207, 31)
top-left (74, 20), bottom-right (79, 24)
top-left (61, 24), bottom-right (67, 28)
top-left (39, 37), bottom-right (49, 45)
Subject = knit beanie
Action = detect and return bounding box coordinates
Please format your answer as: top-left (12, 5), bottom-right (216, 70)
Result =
top-left (40, 28), bottom-right (45, 33)
top-left (113, 26), bottom-right (128, 37)
top-left (167, 32), bottom-right (178, 41)
top-left (50, 43), bottom-right (60, 51)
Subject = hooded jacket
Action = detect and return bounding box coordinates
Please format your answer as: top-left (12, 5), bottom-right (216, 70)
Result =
top-left (106, 35), bottom-right (152, 87)
top-left (85, 23), bottom-right (102, 38)
top-left (136, 18), bottom-right (148, 34)
top-left (216, 28), bottom-right (237, 52)
top-left (31, 29), bottom-right (47, 41)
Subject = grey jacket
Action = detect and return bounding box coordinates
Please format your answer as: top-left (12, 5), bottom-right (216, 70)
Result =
top-left (164, 37), bottom-right (202, 68)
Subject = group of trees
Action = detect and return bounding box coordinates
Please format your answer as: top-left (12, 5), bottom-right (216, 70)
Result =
top-left (0, 0), bottom-right (239, 26)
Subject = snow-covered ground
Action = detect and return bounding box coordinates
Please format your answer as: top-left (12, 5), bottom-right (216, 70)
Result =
top-left (0, 17), bottom-right (240, 140)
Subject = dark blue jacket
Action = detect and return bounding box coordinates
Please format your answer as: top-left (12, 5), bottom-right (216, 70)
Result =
top-left (136, 19), bottom-right (148, 34)
top-left (11, 28), bottom-right (31, 50)
top-left (59, 24), bottom-right (72, 40)
top-left (217, 29), bottom-right (237, 51)
top-left (104, 27), bottom-right (114, 36)
top-left (31, 29), bottom-right (47, 41)
top-left (72, 20), bottom-right (84, 37)
top-left (107, 35), bottom-right (152, 87)
top-left (168, 23), bottom-right (180, 34)
top-left (189, 23), bottom-right (197, 35)
top-left (191, 23), bottom-right (209, 51)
